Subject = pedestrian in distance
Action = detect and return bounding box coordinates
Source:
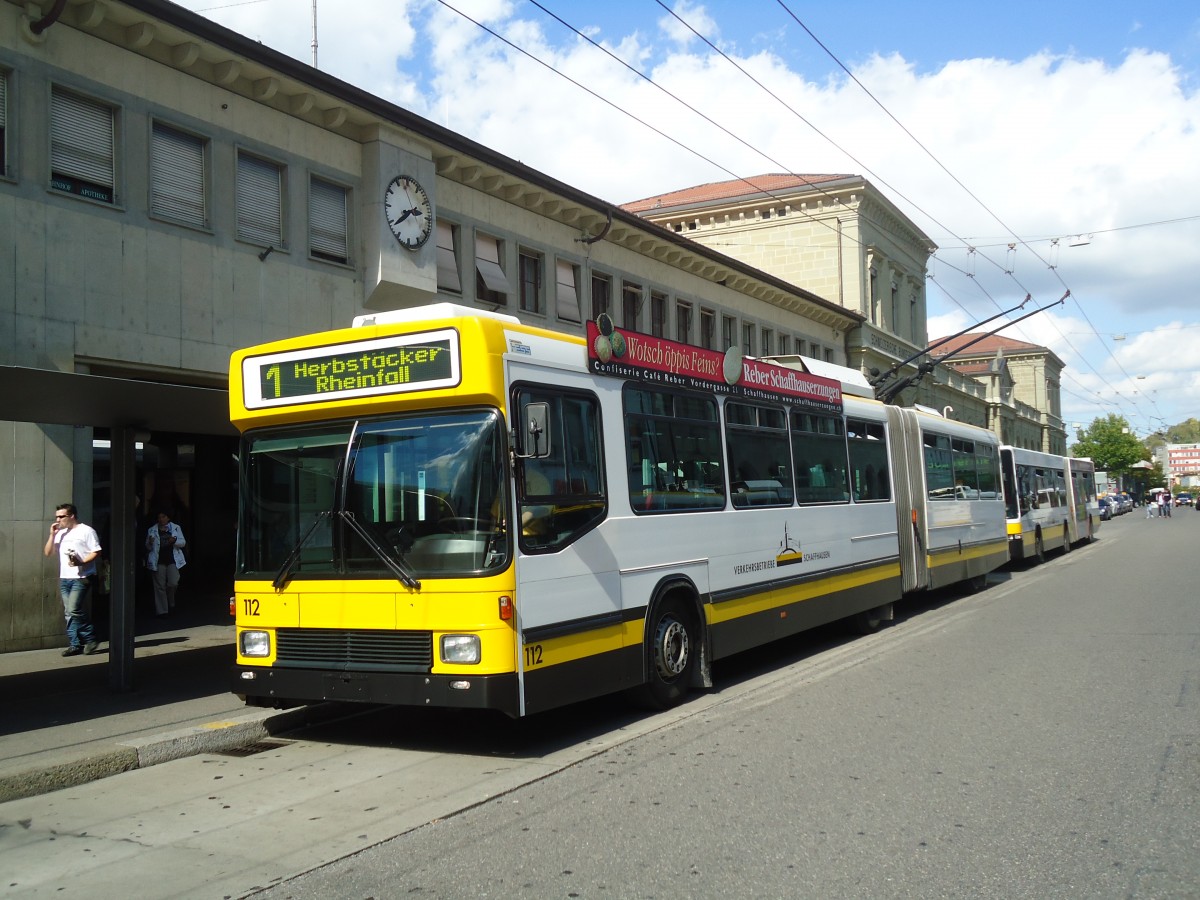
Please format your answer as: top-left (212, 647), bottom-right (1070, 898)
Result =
top-left (1145, 497), bottom-right (1154, 519)
top-left (43, 503), bottom-right (101, 657)
top-left (145, 510), bottom-right (187, 617)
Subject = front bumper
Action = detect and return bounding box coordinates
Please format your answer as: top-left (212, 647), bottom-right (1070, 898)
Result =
top-left (232, 666), bottom-right (520, 717)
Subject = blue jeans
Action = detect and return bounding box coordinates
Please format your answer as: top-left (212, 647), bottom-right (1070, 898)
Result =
top-left (59, 577), bottom-right (97, 648)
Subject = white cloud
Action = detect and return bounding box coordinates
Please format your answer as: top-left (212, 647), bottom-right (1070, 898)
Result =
top-left (657, 1), bottom-right (720, 48)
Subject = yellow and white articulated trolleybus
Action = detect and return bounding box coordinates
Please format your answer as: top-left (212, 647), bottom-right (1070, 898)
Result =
top-left (229, 304), bottom-right (1009, 717)
top-left (998, 446), bottom-right (1100, 563)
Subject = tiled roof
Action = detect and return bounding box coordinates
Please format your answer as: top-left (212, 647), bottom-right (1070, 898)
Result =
top-left (623, 174), bottom-right (856, 214)
top-left (947, 361), bottom-right (994, 376)
top-left (930, 333), bottom-right (1040, 357)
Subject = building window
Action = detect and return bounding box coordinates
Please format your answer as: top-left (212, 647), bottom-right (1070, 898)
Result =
top-left (236, 151), bottom-right (284, 248)
top-left (309, 175), bottom-right (349, 264)
top-left (591, 272), bottom-right (610, 321)
top-left (650, 291), bottom-right (667, 337)
top-left (518, 248), bottom-right (544, 314)
top-left (700, 308), bottom-right (715, 350)
top-left (761, 327), bottom-right (773, 356)
top-left (778, 334), bottom-right (790, 355)
top-left (555, 259), bottom-right (582, 322)
top-left (0, 70), bottom-right (9, 179)
top-left (869, 264), bottom-right (878, 324)
top-left (50, 87), bottom-right (116, 204)
top-left (150, 122), bottom-right (207, 228)
top-left (676, 300), bottom-right (693, 344)
top-left (622, 281), bottom-right (642, 331)
top-left (825, 347), bottom-right (835, 363)
top-left (436, 220), bottom-right (461, 293)
top-left (722, 315), bottom-right (736, 351)
top-left (475, 232), bottom-right (509, 305)
top-left (742, 322), bottom-right (755, 357)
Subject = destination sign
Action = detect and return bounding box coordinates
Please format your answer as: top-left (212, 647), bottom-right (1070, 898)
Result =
top-left (241, 328), bottom-right (461, 409)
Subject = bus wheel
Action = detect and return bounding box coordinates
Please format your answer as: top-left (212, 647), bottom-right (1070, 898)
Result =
top-left (637, 597), bottom-right (695, 709)
top-left (851, 604), bottom-right (889, 634)
top-left (1034, 532), bottom-right (1046, 564)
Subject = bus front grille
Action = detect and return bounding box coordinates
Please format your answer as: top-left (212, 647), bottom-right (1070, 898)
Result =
top-left (274, 628), bottom-right (433, 671)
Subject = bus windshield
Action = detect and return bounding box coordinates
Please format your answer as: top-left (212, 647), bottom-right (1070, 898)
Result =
top-left (238, 410), bottom-right (510, 581)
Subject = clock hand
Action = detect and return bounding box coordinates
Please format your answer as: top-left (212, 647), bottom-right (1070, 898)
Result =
top-left (392, 210), bottom-right (412, 225)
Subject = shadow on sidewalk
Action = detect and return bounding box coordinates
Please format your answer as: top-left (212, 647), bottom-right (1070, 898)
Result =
top-left (0, 634), bottom-right (236, 738)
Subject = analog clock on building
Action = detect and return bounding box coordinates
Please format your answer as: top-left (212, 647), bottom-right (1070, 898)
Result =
top-left (384, 175), bottom-right (433, 250)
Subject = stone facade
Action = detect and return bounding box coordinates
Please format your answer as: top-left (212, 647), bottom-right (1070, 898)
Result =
top-left (934, 335), bottom-right (1067, 455)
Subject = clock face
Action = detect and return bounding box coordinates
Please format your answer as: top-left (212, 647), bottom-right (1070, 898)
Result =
top-left (384, 175), bottom-right (433, 250)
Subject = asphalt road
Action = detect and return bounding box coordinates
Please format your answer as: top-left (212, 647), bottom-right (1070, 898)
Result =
top-left (2, 508), bottom-right (1196, 899)
top-left (260, 510), bottom-right (1200, 899)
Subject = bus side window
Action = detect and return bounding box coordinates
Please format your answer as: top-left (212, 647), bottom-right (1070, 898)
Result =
top-left (624, 385), bottom-right (724, 514)
top-left (847, 418), bottom-right (889, 502)
top-left (513, 386), bottom-right (606, 551)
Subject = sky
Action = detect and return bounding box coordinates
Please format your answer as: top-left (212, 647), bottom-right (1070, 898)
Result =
top-left (176, 0), bottom-right (1200, 438)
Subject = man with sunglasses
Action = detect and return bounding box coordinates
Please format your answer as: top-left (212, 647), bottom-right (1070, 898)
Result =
top-left (43, 503), bottom-right (102, 657)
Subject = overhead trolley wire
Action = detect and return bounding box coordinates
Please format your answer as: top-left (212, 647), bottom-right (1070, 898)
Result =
top-left (443, 0), bottom-right (1146, 421)
top-left (770, 0), bottom-right (1149, 418)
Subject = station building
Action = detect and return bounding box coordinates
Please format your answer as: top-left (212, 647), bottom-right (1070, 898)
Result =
top-left (1, 0), bottom-right (864, 651)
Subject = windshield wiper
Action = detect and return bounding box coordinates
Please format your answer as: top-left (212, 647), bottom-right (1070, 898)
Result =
top-left (339, 511), bottom-right (421, 590)
top-left (272, 510), bottom-right (332, 591)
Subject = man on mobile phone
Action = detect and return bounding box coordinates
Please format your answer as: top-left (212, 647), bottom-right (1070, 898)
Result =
top-left (43, 503), bottom-right (102, 657)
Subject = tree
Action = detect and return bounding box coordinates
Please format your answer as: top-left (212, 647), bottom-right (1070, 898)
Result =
top-left (1070, 414), bottom-right (1148, 474)
top-left (1166, 417), bottom-right (1200, 444)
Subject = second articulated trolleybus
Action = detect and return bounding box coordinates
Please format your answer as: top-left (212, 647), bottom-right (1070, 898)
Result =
top-left (999, 446), bottom-right (1101, 563)
top-left (230, 304), bottom-right (1010, 717)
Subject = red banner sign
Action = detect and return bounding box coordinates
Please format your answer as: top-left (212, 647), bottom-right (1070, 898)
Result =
top-left (586, 320), bottom-right (842, 413)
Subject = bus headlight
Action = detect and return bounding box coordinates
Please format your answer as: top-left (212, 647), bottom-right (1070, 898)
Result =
top-left (440, 634), bottom-right (480, 664)
top-left (240, 630), bottom-right (271, 658)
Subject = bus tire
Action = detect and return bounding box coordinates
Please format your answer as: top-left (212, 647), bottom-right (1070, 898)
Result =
top-left (851, 604), bottom-right (889, 634)
top-left (635, 596), bottom-right (696, 709)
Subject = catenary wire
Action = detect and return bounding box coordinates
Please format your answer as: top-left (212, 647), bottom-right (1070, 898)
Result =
top-left (443, 1), bottom-right (1148, 424)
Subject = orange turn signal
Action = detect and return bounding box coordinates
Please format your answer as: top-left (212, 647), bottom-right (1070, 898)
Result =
top-left (498, 595), bottom-right (514, 621)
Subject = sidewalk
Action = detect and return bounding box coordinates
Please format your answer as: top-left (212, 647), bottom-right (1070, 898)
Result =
top-left (0, 604), bottom-right (324, 803)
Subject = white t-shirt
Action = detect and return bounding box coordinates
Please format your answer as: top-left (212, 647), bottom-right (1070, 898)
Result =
top-left (55, 524), bottom-right (102, 579)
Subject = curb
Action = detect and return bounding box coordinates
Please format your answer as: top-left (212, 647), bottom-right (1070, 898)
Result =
top-left (0, 703), bottom-right (343, 803)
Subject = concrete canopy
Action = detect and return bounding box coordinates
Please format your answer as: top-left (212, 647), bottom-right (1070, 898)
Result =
top-left (0, 366), bottom-right (235, 436)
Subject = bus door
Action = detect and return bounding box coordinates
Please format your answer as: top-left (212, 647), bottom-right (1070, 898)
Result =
top-left (507, 360), bottom-right (621, 713)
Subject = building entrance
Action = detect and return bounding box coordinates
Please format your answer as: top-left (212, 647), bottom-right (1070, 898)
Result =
top-left (92, 430), bottom-right (239, 628)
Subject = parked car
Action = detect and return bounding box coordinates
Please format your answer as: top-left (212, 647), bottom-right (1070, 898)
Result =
top-left (1097, 497), bottom-right (1113, 520)
top-left (1175, 492), bottom-right (1192, 507)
